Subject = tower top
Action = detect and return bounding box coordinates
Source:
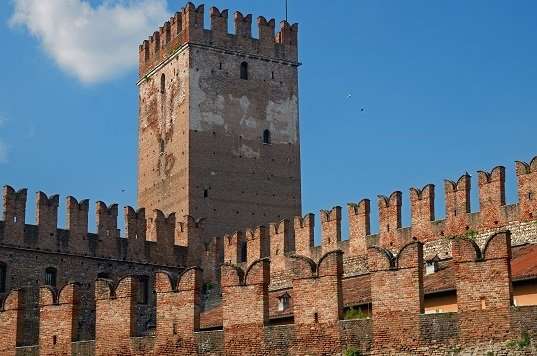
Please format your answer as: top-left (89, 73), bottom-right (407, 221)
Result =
top-left (138, 2), bottom-right (299, 79)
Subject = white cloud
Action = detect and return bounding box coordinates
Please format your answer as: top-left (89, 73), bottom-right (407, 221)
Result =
top-left (10, 0), bottom-right (170, 84)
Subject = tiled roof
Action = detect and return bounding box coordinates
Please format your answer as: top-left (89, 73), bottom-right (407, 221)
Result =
top-left (511, 244), bottom-right (537, 281)
top-left (199, 243), bottom-right (537, 325)
top-left (423, 243), bottom-right (537, 295)
top-left (423, 263), bottom-right (456, 294)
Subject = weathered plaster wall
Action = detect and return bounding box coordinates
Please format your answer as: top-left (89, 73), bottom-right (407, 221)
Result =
top-left (138, 50), bottom-right (190, 218)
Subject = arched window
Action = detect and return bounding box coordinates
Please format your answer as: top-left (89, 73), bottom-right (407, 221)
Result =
top-left (160, 73), bottom-right (166, 93)
top-left (45, 267), bottom-right (57, 287)
top-left (0, 263), bottom-right (6, 293)
top-left (263, 129), bottom-right (271, 144)
top-left (240, 62), bottom-right (248, 80)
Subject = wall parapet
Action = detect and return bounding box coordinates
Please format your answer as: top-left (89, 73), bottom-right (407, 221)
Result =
top-left (0, 242), bottom-right (533, 355)
top-left (138, 2), bottom-right (299, 78)
top-left (0, 187), bottom-right (207, 267)
top-left (220, 155), bottom-right (537, 261)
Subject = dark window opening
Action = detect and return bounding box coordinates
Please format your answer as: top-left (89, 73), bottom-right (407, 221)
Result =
top-left (0, 263), bottom-right (6, 293)
top-left (204, 189), bottom-right (208, 198)
top-left (219, 63), bottom-right (222, 70)
top-left (160, 74), bottom-right (166, 93)
top-left (271, 71), bottom-right (274, 79)
top-left (263, 129), bottom-right (271, 144)
top-left (97, 272), bottom-right (110, 279)
top-left (45, 267), bottom-right (57, 287)
top-left (159, 139), bottom-right (165, 154)
top-left (137, 276), bottom-right (150, 305)
top-left (240, 241), bottom-right (247, 263)
top-left (52, 335), bottom-right (57, 345)
top-left (240, 62), bottom-right (248, 80)
top-left (529, 192), bottom-right (533, 200)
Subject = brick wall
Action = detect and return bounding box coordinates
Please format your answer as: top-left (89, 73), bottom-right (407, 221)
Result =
top-left (369, 242), bottom-right (424, 352)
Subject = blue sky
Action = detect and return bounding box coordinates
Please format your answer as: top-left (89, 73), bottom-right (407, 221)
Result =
top-left (0, 0), bottom-right (536, 237)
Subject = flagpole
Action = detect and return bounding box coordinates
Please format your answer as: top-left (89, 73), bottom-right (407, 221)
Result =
top-left (285, 0), bottom-right (288, 21)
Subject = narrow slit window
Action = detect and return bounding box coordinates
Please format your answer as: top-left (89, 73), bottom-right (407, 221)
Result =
top-left (159, 139), bottom-right (165, 154)
top-left (160, 74), bottom-right (166, 93)
top-left (0, 263), bottom-right (6, 293)
top-left (240, 62), bottom-right (248, 80)
top-left (263, 129), bottom-right (271, 144)
top-left (137, 276), bottom-right (150, 305)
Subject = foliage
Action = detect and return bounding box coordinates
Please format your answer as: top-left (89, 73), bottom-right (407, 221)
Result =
top-left (202, 282), bottom-right (213, 294)
top-left (343, 307), bottom-right (368, 320)
top-left (448, 347), bottom-right (461, 355)
top-left (465, 229), bottom-right (478, 240)
top-left (507, 331), bottom-right (531, 350)
top-left (343, 347), bottom-right (362, 356)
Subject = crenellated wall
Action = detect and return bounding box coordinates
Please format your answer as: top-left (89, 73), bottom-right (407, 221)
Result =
top-left (0, 186), bottom-right (203, 268)
top-left (138, 2), bottom-right (299, 78)
top-left (220, 156), bottom-right (537, 272)
top-left (1, 232), bottom-right (536, 355)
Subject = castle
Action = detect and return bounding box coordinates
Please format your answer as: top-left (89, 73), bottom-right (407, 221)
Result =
top-left (1, 2), bottom-right (537, 355)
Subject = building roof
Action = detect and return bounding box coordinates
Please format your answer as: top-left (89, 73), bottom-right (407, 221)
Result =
top-left (200, 243), bottom-right (537, 327)
top-left (511, 243), bottom-right (537, 281)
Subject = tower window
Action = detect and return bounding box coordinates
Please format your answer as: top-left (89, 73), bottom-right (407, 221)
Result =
top-left (45, 267), bottom-right (57, 287)
top-left (159, 139), bottom-right (165, 154)
top-left (240, 241), bottom-right (247, 263)
top-left (137, 276), bottom-right (149, 305)
top-left (160, 74), bottom-right (166, 93)
top-left (0, 263), bottom-right (6, 293)
top-left (277, 292), bottom-right (291, 312)
top-left (204, 189), bottom-right (208, 198)
top-left (240, 62), bottom-right (248, 80)
top-left (263, 130), bottom-right (271, 144)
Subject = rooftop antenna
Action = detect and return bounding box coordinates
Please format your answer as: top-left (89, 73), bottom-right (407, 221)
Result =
top-left (285, 0), bottom-right (288, 21)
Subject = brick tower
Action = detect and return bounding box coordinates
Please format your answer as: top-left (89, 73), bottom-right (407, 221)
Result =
top-left (137, 3), bottom-right (302, 239)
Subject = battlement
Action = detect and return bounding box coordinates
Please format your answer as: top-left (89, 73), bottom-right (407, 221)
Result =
top-left (221, 155), bottom-right (537, 266)
top-left (0, 186), bottom-right (210, 267)
top-left (2, 230), bottom-right (535, 355)
top-left (138, 2), bottom-right (299, 78)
